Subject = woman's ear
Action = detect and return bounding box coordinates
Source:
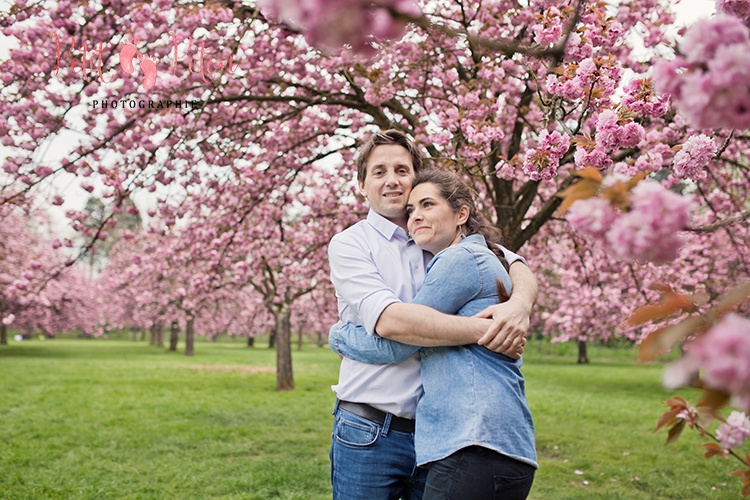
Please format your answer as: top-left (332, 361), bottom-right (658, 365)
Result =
top-left (457, 205), bottom-right (470, 226)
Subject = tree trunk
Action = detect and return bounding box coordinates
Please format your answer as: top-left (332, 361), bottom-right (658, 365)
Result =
top-left (577, 339), bottom-right (589, 364)
top-left (157, 323), bottom-right (165, 348)
top-left (149, 324), bottom-right (156, 345)
top-left (274, 304), bottom-right (294, 391)
top-left (317, 331), bottom-right (324, 348)
top-left (268, 327), bottom-right (277, 349)
top-left (1, 322), bottom-right (7, 345)
top-left (131, 327), bottom-right (137, 341)
top-left (247, 335), bottom-right (255, 347)
top-left (185, 316), bottom-right (195, 356)
top-left (140, 328), bottom-right (146, 341)
top-left (169, 321), bottom-right (179, 351)
top-left (298, 330), bottom-right (303, 351)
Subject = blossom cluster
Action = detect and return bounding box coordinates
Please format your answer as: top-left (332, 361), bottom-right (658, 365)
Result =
top-left (567, 179), bottom-right (694, 263)
top-left (664, 314), bottom-right (750, 413)
top-left (672, 134), bottom-right (717, 181)
top-left (653, 15), bottom-right (750, 130)
top-left (522, 130), bottom-right (571, 181)
top-left (717, 0), bottom-right (750, 28)
top-left (257, 0), bottom-right (419, 55)
top-left (621, 78), bottom-right (670, 118)
top-left (573, 110), bottom-right (644, 170)
top-left (716, 411), bottom-right (750, 449)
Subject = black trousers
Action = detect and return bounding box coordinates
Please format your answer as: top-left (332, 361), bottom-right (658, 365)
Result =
top-left (422, 446), bottom-right (535, 500)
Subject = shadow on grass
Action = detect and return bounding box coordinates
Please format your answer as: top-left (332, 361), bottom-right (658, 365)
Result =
top-left (0, 342), bottom-right (169, 360)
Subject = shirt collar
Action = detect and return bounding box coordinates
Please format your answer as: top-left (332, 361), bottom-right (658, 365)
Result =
top-left (366, 210), bottom-right (409, 241)
top-left (460, 233), bottom-right (486, 246)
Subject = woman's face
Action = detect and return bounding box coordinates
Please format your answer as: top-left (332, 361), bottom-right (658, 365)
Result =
top-left (406, 182), bottom-right (468, 255)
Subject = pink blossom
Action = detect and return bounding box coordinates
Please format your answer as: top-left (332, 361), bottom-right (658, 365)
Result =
top-left (688, 314), bottom-right (750, 405)
top-left (716, 411), bottom-right (750, 449)
top-left (717, 0), bottom-right (750, 28)
top-left (606, 181), bottom-right (694, 263)
top-left (2, 314), bottom-right (15, 326)
top-left (673, 134), bottom-right (717, 180)
top-left (653, 16), bottom-right (750, 129)
top-left (567, 198), bottom-right (618, 240)
top-left (522, 130), bottom-right (570, 180)
top-left (494, 160), bottom-right (516, 180)
top-left (257, 0), bottom-right (419, 55)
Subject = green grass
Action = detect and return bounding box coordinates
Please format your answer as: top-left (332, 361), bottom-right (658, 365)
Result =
top-left (0, 336), bottom-right (743, 499)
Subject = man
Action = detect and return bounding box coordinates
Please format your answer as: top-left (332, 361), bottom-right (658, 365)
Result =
top-left (328, 129), bottom-right (538, 500)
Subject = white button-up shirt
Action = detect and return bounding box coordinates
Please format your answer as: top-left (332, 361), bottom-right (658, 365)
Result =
top-left (328, 210), bottom-right (430, 418)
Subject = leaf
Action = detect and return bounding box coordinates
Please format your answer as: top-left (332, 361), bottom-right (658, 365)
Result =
top-left (654, 410), bottom-right (680, 432)
top-left (710, 281), bottom-right (750, 319)
top-left (697, 389), bottom-right (730, 413)
top-left (666, 419), bottom-right (686, 444)
top-left (555, 179), bottom-right (601, 215)
top-left (638, 316), bottom-right (705, 362)
top-left (625, 171), bottom-right (649, 190)
top-left (731, 467), bottom-right (750, 497)
top-left (626, 290), bottom-right (696, 326)
top-left (574, 167), bottom-right (604, 182)
top-left (703, 443), bottom-right (725, 459)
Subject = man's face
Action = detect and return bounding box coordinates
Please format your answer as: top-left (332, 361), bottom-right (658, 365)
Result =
top-left (358, 144), bottom-right (416, 224)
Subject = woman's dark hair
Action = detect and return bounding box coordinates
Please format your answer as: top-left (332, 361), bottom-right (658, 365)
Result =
top-left (412, 169), bottom-right (510, 273)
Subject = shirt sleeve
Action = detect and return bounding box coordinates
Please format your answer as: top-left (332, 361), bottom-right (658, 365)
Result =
top-left (496, 245), bottom-right (528, 267)
top-left (412, 247), bottom-right (481, 315)
top-left (328, 231), bottom-right (401, 335)
top-left (329, 322), bottom-right (421, 364)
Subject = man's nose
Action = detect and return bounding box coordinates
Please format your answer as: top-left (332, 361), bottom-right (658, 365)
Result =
top-left (384, 169), bottom-right (399, 185)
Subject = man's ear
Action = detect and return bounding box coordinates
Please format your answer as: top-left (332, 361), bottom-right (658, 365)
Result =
top-left (358, 180), bottom-right (367, 198)
top-left (457, 205), bottom-right (470, 225)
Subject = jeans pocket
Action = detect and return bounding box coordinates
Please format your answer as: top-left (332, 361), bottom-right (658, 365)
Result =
top-left (493, 470), bottom-right (535, 500)
top-left (334, 415), bottom-right (379, 447)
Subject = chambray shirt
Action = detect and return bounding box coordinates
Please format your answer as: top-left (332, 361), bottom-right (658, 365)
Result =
top-left (329, 234), bottom-right (538, 468)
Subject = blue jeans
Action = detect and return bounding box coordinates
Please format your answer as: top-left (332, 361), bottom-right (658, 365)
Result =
top-left (330, 405), bottom-right (426, 500)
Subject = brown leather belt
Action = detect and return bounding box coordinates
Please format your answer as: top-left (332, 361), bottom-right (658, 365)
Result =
top-left (338, 401), bottom-right (416, 433)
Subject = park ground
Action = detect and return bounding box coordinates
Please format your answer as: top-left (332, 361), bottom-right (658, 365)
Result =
top-left (0, 335), bottom-right (743, 499)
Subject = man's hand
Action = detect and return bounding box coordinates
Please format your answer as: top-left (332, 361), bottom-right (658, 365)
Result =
top-left (475, 300), bottom-right (530, 358)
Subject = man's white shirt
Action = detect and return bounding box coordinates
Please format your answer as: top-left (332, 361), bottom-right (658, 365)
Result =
top-left (328, 210), bottom-right (430, 418)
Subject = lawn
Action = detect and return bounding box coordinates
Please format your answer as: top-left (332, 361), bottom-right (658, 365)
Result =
top-left (0, 336), bottom-right (743, 499)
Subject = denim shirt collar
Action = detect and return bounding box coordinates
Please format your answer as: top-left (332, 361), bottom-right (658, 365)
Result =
top-left (366, 210), bottom-right (410, 241)
top-left (459, 233), bottom-right (486, 246)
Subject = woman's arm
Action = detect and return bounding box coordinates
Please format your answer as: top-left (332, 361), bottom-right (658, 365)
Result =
top-left (329, 322), bottom-right (421, 364)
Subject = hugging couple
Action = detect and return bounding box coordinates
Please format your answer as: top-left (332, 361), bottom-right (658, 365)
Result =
top-left (327, 129), bottom-right (538, 500)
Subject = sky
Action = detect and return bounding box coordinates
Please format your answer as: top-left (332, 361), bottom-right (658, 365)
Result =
top-left (0, 0), bottom-right (719, 238)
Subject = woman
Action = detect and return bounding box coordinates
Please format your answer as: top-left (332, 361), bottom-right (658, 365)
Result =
top-left (330, 170), bottom-right (537, 500)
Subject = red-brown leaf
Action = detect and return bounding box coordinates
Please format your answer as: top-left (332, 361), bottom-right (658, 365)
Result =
top-left (638, 316), bottom-right (705, 362)
top-left (666, 419), bottom-right (686, 444)
top-left (626, 292), bottom-right (696, 326)
top-left (697, 389), bottom-right (731, 413)
top-left (703, 443), bottom-right (725, 459)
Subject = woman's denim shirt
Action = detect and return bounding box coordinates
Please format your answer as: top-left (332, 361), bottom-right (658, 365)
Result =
top-left (329, 234), bottom-right (537, 468)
